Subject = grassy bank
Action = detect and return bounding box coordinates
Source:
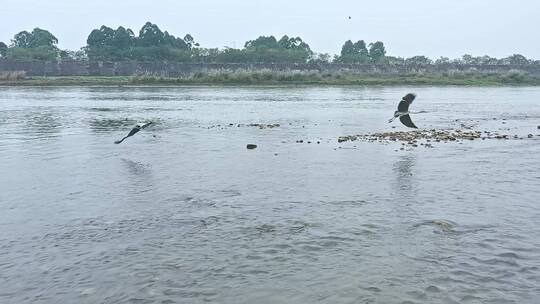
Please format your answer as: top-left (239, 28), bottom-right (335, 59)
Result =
top-left (1, 70), bottom-right (539, 86)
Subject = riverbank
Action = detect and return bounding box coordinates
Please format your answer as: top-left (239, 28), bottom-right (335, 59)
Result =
top-left (1, 71), bottom-right (539, 86)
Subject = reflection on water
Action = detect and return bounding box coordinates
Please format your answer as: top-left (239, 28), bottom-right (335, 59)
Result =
top-left (88, 118), bottom-right (137, 133)
top-left (0, 86), bottom-right (539, 304)
top-left (121, 158), bottom-right (153, 177)
top-left (23, 110), bottom-right (63, 139)
top-left (393, 154), bottom-right (417, 196)
top-left (120, 158), bottom-right (154, 197)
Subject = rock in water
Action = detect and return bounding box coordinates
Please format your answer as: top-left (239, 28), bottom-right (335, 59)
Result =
top-left (246, 144), bottom-right (257, 150)
top-left (432, 220), bottom-right (454, 232)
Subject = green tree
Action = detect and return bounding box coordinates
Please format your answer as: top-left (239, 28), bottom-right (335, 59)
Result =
top-left (461, 54), bottom-right (477, 64)
top-left (353, 40), bottom-right (369, 59)
top-left (504, 54), bottom-right (529, 65)
top-left (339, 40), bottom-right (370, 63)
top-left (7, 28), bottom-right (59, 60)
top-left (385, 56), bottom-right (406, 65)
top-left (245, 36), bottom-right (278, 50)
top-left (288, 37), bottom-right (311, 53)
top-left (340, 40), bottom-right (355, 61)
top-left (0, 42), bottom-right (7, 57)
top-left (86, 26), bottom-right (116, 60)
top-left (11, 28), bottom-right (58, 48)
top-left (58, 48), bottom-right (87, 60)
top-left (183, 34), bottom-right (198, 48)
top-left (112, 26), bottom-right (135, 49)
top-left (213, 47), bottom-right (245, 63)
top-left (435, 56), bottom-right (450, 64)
top-left (243, 35), bottom-right (312, 63)
top-left (368, 41), bottom-right (386, 63)
top-left (406, 56), bottom-right (432, 65)
top-left (85, 22), bottom-right (197, 61)
top-left (27, 28), bottom-right (58, 48)
top-left (137, 22), bottom-right (164, 47)
top-left (11, 31), bottom-right (32, 48)
top-left (183, 34), bottom-right (194, 46)
top-left (478, 55), bottom-right (498, 65)
top-left (6, 46), bottom-right (58, 60)
top-left (87, 26), bottom-right (115, 47)
top-left (278, 35), bottom-right (291, 49)
top-left (310, 53), bottom-right (331, 63)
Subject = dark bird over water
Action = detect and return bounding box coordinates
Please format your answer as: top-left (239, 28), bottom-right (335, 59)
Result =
top-left (388, 93), bottom-right (418, 128)
top-left (114, 122), bottom-right (152, 144)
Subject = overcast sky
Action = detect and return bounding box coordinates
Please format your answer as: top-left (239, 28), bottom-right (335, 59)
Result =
top-left (1, 0), bottom-right (538, 59)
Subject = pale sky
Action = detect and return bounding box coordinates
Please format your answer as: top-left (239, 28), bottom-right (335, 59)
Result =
top-left (1, 0), bottom-right (539, 59)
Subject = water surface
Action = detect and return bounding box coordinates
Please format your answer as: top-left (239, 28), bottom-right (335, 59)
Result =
top-left (1, 86), bottom-right (539, 304)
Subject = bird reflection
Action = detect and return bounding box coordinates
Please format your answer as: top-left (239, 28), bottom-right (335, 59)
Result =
top-left (121, 158), bottom-right (152, 177)
top-left (393, 154), bottom-right (417, 198)
top-left (120, 158), bottom-right (155, 194)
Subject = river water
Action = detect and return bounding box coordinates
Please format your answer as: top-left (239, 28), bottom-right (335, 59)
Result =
top-left (0, 86), bottom-right (539, 304)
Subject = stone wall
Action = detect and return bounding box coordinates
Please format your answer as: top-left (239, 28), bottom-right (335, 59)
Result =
top-left (1, 59), bottom-right (540, 76)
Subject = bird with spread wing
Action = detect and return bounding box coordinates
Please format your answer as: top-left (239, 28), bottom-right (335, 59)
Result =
top-left (388, 93), bottom-right (423, 128)
top-left (114, 122), bottom-right (153, 144)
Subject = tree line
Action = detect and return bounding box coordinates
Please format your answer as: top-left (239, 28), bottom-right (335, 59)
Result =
top-left (0, 22), bottom-right (537, 65)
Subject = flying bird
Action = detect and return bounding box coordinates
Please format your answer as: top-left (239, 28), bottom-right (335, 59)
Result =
top-left (388, 93), bottom-right (419, 128)
top-left (114, 122), bottom-right (152, 144)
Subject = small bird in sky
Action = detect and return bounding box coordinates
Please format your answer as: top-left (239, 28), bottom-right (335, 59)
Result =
top-left (114, 122), bottom-right (152, 144)
top-left (388, 93), bottom-right (421, 128)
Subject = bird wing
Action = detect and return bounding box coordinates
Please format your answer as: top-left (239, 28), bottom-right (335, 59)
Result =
top-left (115, 124), bottom-right (149, 144)
top-left (397, 93), bottom-right (416, 112)
top-left (397, 99), bottom-right (410, 112)
top-left (399, 115), bottom-right (418, 128)
top-left (126, 127), bottom-right (141, 137)
top-left (403, 93), bottom-right (416, 103)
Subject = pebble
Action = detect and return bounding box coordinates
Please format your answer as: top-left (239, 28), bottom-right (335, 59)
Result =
top-left (211, 123), bottom-right (280, 129)
top-left (336, 129), bottom-right (516, 148)
top-left (246, 123), bottom-right (280, 129)
top-left (338, 129), bottom-right (484, 144)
